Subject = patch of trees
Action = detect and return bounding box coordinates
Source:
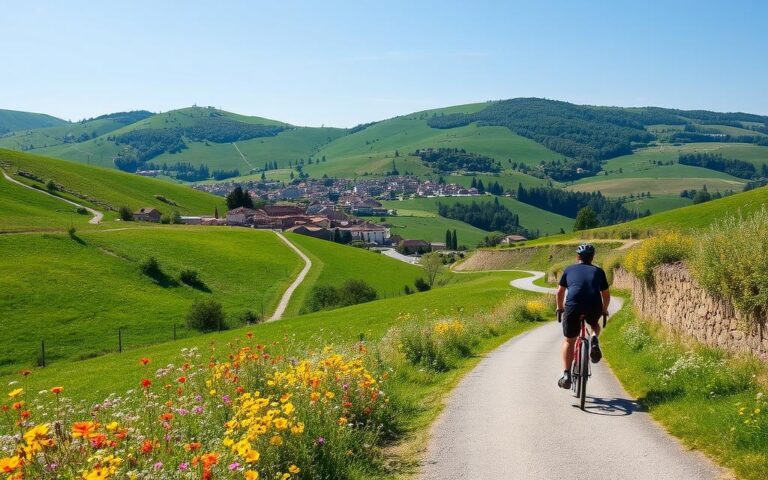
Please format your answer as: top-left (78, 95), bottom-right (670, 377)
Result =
top-left (515, 185), bottom-right (635, 225)
top-left (533, 158), bottom-right (603, 182)
top-left (413, 148), bottom-right (500, 173)
top-left (183, 118), bottom-right (285, 143)
top-left (678, 153), bottom-right (757, 179)
top-left (89, 110), bottom-right (154, 125)
top-left (115, 128), bottom-right (188, 163)
top-left (304, 280), bottom-right (378, 312)
top-left (670, 131), bottom-right (768, 146)
top-left (444, 229), bottom-right (459, 250)
top-left (212, 168), bottom-right (241, 181)
top-left (680, 185), bottom-right (732, 204)
top-left (225, 186), bottom-right (254, 210)
top-left (437, 198), bottom-right (531, 236)
top-left (347, 121), bottom-right (380, 134)
top-left (427, 98), bottom-right (653, 161)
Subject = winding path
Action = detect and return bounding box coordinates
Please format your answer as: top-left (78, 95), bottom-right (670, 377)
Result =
top-left (267, 231), bottom-right (312, 321)
top-left (1, 168), bottom-right (103, 224)
top-left (421, 270), bottom-right (726, 480)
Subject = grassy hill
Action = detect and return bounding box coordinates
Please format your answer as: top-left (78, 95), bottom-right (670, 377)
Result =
top-left (0, 108), bottom-right (66, 133)
top-left (0, 149), bottom-right (225, 225)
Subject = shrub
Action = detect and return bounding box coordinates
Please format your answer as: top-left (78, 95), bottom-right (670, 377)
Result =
top-left (623, 231), bottom-right (693, 282)
top-left (139, 256), bottom-right (162, 278)
top-left (75, 207), bottom-right (87, 215)
top-left (403, 284), bottom-right (413, 295)
top-left (179, 268), bottom-right (199, 286)
top-left (690, 207), bottom-right (768, 324)
top-left (338, 279), bottom-right (377, 306)
top-left (414, 277), bottom-right (431, 292)
top-left (238, 310), bottom-right (263, 325)
top-left (118, 206), bottom-right (133, 221)
top-left (45, 179), bottom-right (57, 191)
top-left (67, 227), bottom-right (77, 239)
top-left (186, 298), bottom-right (226, 332)
top-left (305, 285), bottom-right (341, 312)
top-left (160, 214), bottom-right (171, 224)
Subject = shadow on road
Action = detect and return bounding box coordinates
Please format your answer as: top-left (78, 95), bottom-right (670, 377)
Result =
top-left (574, 396), bottom-right (644, 416)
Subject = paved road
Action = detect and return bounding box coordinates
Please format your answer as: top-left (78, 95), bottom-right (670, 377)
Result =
top-left (2, 168), bottom-right (104, 224)
top-left (378, 247), bottom-right (420, 265)
top-left (421, 270), bottom-right (726, 480)
top-left (267, 231), bottom-right (312, 321)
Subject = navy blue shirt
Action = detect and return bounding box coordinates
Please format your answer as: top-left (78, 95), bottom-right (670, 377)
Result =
top-left (559, 263), bottom-right (609, 307)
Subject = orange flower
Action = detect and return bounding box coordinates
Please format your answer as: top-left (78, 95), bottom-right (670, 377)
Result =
top-left (50, 387), bottom-right (63, 395)
top-left (140, 439), bottom-right (154, 454)
top-left (72, 421), bottom-right (98, 439)
top-left (177, 376), bottom-right (186, 384)
top-left (139, 357), bottom-right (151, 365)
top-left (160, 412), bottom-right (173, 422)
top-left (141, 379), bottom-right (152, 389)
top-left (184, 442), bottom-right (202, 451)
top-left (19, 370), bottom-right (31, 377)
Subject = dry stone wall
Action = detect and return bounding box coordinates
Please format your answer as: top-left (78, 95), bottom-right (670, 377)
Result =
top-left (613, 264), bottom-right (768, 360)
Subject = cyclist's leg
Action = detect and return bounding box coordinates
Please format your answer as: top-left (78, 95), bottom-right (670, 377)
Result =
top-left (585, 308), bottom-right (603, 363)
top-left (559, 306), bottom-right (580, 388)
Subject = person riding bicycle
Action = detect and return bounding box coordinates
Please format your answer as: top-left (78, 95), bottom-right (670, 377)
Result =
top-left (555, 243), bottom-right (610, 389)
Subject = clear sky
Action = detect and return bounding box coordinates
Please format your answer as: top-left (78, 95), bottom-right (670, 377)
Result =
top-left (1, 0), bottom-right (766, 126)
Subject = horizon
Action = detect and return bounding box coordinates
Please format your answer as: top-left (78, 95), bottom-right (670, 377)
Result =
top-left (2, 0), bottom-right (767, 126)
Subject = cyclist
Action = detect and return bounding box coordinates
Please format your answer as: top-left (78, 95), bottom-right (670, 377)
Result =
top-left (555, 243), bottom-right (610, 389)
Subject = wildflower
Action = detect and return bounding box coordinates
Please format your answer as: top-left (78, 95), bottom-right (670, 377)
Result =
top-left (50, 386), bottom-right (63, 395)
top-left (244, 471), bottom-right (259, 480)
top-left (140, 379), bottom-right (152, 389)
top-left (140, 439), bottom-right (154, 454)
top-left (8, 388), bottom-right (23, 398)
top-left (71, 421), bottom-right (98, 439)
top-left (0, 455), bottom-right (22, 473)
top-left (229, 462), bottom-right (241, 470)
top-left (269, 435), bottom-right (283, 446)
top-left (289, 465), bottom-right (300, 474)
top-left (177, 376), bottom-right (187, 383)
top-left (153, 461), bottom-right (163, 470)
top-left (178, 462), bottom-right (189, 471)
top-left (140, 357), bottom-right (151, 365)
top-left (20, 370), bottom-right (31, 377)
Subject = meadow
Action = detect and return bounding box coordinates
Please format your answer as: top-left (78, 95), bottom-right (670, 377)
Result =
top-left (374, 214), bottom-right (491, 246)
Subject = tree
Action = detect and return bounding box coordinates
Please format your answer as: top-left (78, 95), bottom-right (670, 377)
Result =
top-left (186, 299), bottom-right (226, 332)
top-left (477, 179), bottom-right (486, 193)
top-left (445, 229), bottom-right (452, 249)
top-left (225, 186), bottom-right (254, 210)
top-left (452, 230), bottom-right (458, 251)
top-left (261, 171), bottom-right (266, 181)
top-left (338, 279), bottom-right (377, 306)
top-left (420, 252), bottom-right (444, 287)
top-left (573, 206), bottom-right (599, 231)
top-left (118, 206), bottom-right (133, 221)
top-left (214, 206), bottom-right (219, 219)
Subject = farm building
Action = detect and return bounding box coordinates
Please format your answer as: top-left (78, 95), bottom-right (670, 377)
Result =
top-left (133, 207), bottom-right (161, 222)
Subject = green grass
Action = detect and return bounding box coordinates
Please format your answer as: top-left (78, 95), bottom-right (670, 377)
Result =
top-left (623, 195), bottom-right (692, 214)
top-left (0, 108), bottom-right (65, 133)
top-left (0, 173), bottom-right (94, 232)
top-left (0, 149), bottom-right (226, 222)
top-left (282, 233), bottom-right (424, 316)
top-left (602, 143), bottom-right (768, 172)
top-left (0, 227), bottom-right (301, 374)
top-left (375, 214), bottom-right (491, 246)
top-left (0, 117), bottom-right (133, 153)
top-left (445, 172), bottom-right (552, 190)
top-left (382, 195), bottom-right (575, 237)
top-left (568, 175), bottom-right (744, 197)
top-left (456, 241), bottom-right (623, 272)
top-left (603, 303), bottom-right (768, 480)
top-left (0, 271), bottom-right (531, 402)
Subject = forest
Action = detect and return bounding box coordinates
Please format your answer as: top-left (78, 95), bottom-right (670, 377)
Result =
top-left (437, 198), bottom-right (531, 237)
top-left (678, 152), bottom-right (758, 179)
top-left (413, 148), bottom-right (500, 173)
top-left (515, 184), bottom-right (636, 225)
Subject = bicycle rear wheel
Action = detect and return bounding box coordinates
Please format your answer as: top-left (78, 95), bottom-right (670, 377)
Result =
top-left (579, 337), bottom-right (589, 410)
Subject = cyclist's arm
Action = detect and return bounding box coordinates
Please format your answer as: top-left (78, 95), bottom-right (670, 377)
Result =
top-left (556, 286), bottom-right (566, 311)
top-left (601, 289), bottom-right (610, 314)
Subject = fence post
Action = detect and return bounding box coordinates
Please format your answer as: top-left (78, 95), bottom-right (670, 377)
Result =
top-left (41, 340), bottom-right (46, 367)
top-left (118, 328), bottom-right (122, 353)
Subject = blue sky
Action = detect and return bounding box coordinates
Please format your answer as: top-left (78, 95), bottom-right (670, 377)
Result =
top-left (1, 0), bottom-right (766, 126)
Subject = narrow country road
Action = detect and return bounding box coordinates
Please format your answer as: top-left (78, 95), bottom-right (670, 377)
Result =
top-left (267, 231), bottom-right (312, 321)
top-left (1, 168), bottom-right (104, 224)
top-left (421, 270), bottom-right (726, 480)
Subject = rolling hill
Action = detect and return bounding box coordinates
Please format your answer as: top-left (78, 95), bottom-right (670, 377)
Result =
top-left (0, 108), bottom-right (66, 134)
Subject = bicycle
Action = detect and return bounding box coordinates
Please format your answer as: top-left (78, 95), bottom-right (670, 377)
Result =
top-left (558, 310), bottom-right (607, 411)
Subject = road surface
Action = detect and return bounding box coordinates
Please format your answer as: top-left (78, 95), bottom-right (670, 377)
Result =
top-left (2, 168), bottom-right (103, 224)
top-left (267, 231), bottom-right (312, 321)
top-left (421, 270), bottom-right (725, 480)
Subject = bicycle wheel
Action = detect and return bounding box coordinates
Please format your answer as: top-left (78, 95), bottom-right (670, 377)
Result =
top-left (571, 343), bottom-right (580, 397)
top-left (579, 337), bottom-right (589, 410)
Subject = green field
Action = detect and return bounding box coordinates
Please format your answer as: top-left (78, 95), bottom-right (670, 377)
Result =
top-left (0, 149), bottom-right (226, 222)
top-left (283, 232), bottom-right (424, 316)
top-left (623, 195), bottom-right (692, 214)
top-left (0, 116), bottom-right (136, 153)
top-left (0, 108), bottom-right (65, 133)
top-left (445, 172), bottom-right (552, 190)
top-left (601, 143), bottom-right (768, 172)
top-left (0, 270), bottom-right (530, 402)
top-left (0, 228), bottom-right (301, 374)
top-left (568, 176), bottom-right (745, 196)
top-left (0, 173), bottom-right (94, 232)
top-left (375, 214), bottom-right (492, 246)
top-left (382, 195), bottom-right (575, 237)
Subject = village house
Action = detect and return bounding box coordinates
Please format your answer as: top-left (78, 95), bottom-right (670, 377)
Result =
top-left (500, 234), bottom-right (528, 245)
top-left (398, 239), bottom-right (432, 255)
top-left (133, 207), bottom-right (162, 222)
top-left (226, 207), bottom-right (260, 225)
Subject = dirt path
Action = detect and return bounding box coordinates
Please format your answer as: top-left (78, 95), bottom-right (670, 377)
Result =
top-left (267, 231), bottom-right (312, 321)
top-left (232, 142), bottom-right (254, 170)
top-left (420, 270), bottom-right (725, 480)
top-left (1, 168), bottom-right (103, 224)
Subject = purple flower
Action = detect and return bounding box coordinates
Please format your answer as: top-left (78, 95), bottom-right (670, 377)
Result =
top-left (193, 405), bottom-right (204, 414)
top-left (222, 394), bottom-right (232, 405)
top-left (154, 461), bottom-right (163, 470)
top-left (176, 408), bottom-right (189, 416)
top-left (179, 462), bottom-right (189, 471)
top-left (316, 436), bottom-right (326, 445)
top-left (228, 462), bottom-right (241, 470)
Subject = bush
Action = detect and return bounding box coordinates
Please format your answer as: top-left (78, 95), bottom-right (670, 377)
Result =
top-left (238, 310), bottom-right (263, 325)
top-left (690, 207), bottom-right (768, 324)
top-left (160, 214), bottom-right (171, 224)
top-left (67, 227), bottom-right (77, 239)
top-left (304, 280), bottom-right (377, 312)
top-left (305, 284), bottom-right (341, 312)
top-left (118, 206), bottom-right (133, 221)
top-left (179, 268), bottom-right (200, 286)
top-left (414, 277), bottom-right (431, 292)
top-left (139, 256), bottom-right (162, 278)
top-left (338, 279), bottom-right (377, 306)
top-left (624, 231), bottom-right (693, 282)
top-left (404, 285), bottom-right (413, 295)
top-left (46, 179), bottom-right (57, 191)
top-left (186, 298), bottom-right (226, 332)
top-left (75, 207), bottom-right (87, 215)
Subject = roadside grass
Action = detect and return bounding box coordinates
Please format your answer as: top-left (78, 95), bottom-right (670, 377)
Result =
top-left (282, 233), bottom-right (424, 317)
top-left (0, 149), bottom-right (225, 220)
top-left (602, 307), bottom-right (768, 480)
top-left (456, 241), bottom-right (623, 273)
top-left (0, 173), bottom-right (93, 232)
top-left (0, 272), bottom-right (531, 403)
top-left (382, 195), bottom-right (574, 238)
top-left (0, 228), bottom-right (300, 373)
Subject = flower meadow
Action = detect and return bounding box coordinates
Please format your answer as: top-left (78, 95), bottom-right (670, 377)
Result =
top-left (0, 295), bottom-right (549, 480)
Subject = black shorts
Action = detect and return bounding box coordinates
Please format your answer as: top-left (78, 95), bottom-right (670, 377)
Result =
top-left (562, 304), bottom-right (603, 338)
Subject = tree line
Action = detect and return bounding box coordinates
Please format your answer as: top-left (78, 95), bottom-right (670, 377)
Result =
top-left (678, 152), bottom-right (760, 179)
top-left (437, 198), bottom-right (531, 237)
top-left (515, 184), bottom-right (635, 225)
top-left (412, 148), bottom-right (501, 173)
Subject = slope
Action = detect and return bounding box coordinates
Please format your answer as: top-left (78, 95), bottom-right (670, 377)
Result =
top-left (0, 108), bottom-right (66, 133)
top-left (0, 149), bottom-right (225, 222)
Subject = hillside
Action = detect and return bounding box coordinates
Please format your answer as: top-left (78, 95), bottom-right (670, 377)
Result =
top-left (0, 149), bottom-right (225, 225)
top-left (0, 108), bottom-right (66, 134)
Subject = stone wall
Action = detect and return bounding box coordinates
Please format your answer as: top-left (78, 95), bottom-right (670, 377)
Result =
top-left (613, 264), bottom-right (768, 360)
